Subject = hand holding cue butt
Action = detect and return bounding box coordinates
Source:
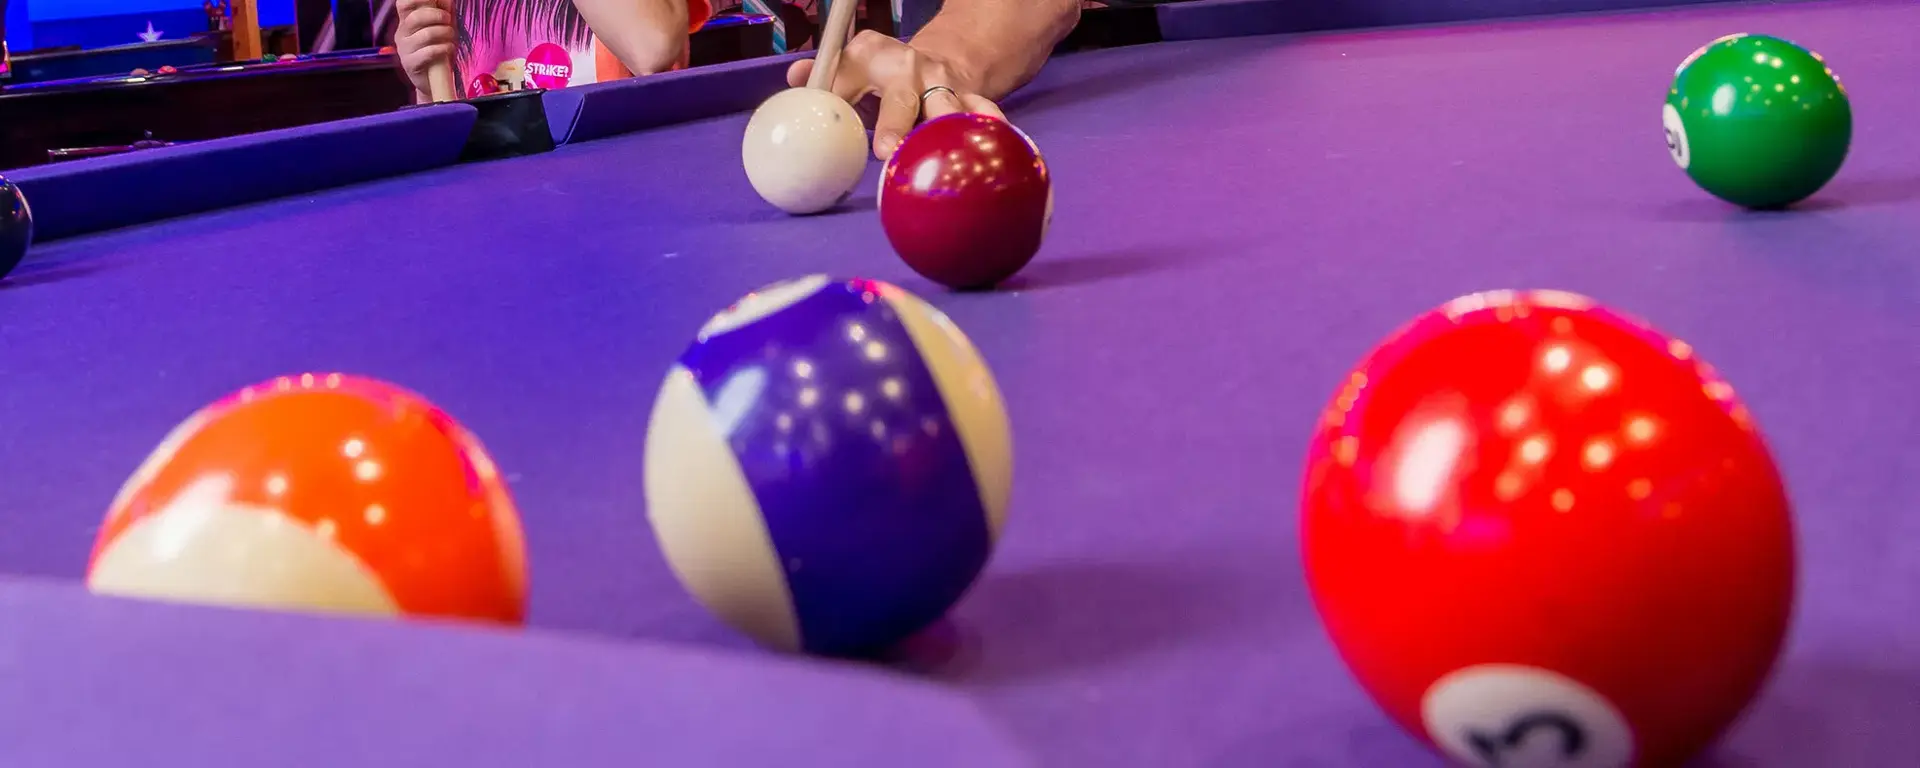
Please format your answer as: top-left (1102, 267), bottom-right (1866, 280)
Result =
top-left (425, 0), bottom-right (458, 102)
top-left (805, 0), bottom-right (861, 91)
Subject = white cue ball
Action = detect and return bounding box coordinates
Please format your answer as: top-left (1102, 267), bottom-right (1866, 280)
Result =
top-left (742, 88), bottom-right (869, 215)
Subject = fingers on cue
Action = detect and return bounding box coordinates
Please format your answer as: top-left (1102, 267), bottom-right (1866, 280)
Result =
top-left (403, 6), bottom-right (450, 30)
top-left (403, 23), bottom-right (453, 49)
top-left (831, 77), bottom-right (868, 106)
top-left (790, 45), bottom-right (869, 105)
top-left (830, 31), bottom-right (899, 103)
top-left (420, 27), bottom-right (455, 48)
top-left (872, 85), bottom-right (925, 159)
top-left (418, 43), bottom-right (455, 64)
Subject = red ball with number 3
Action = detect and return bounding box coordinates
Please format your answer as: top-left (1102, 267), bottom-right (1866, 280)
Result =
top-left (1302, 290), bottom-right (1793, 768)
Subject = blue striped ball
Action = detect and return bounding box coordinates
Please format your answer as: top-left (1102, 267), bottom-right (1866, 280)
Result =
top-left (645, 276), bottom-right (1012, 657)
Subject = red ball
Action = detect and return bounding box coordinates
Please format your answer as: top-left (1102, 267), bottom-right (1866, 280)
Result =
top-left (468, 73), bottom-right (501, 98)
top-left (879, 113), bottom-right (1052, 290)
top-left (1301, 290), bottom-right (1793, 768)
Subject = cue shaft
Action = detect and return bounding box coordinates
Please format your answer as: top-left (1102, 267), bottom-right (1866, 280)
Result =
top-left (427, 60), bottom-right (457, 102)
top-left (421, 0), bottom-right (458, 102)
top-left (806, 0), bottom-right (860, 91)
top-left (232, 0), bottom-right (262, 60)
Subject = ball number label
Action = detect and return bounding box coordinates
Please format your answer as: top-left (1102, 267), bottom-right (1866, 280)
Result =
top-left (1662, 103), bottom-right (1691, 170)
top-left (1422, 665), bottom-right (1634, 768)
top-left (1465, 712), bottom-right (1587, 766)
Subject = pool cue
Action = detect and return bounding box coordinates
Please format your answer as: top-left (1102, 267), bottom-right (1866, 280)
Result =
top-left (427, 60), bottom-right (456, 101)
top-left (805, 0), bottom-right (859, 91)
top-left (233, 0), bottom-right (262, 60)
top-left (425, 0), bottom-right (457, 101)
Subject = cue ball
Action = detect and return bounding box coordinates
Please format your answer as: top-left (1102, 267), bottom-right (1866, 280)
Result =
top-left (88, 374), bottom-right (529, 624)
top-left (0, 175), bottom-right (33, 280)
top-left (644, 275), bottom-right (1012, 657)
top-left (1302, 290), bottom-right (1794, 768)
top-left (879, 113), bottom-right (1052, 289)
top-left (742, 88), bottom-right (870, 215)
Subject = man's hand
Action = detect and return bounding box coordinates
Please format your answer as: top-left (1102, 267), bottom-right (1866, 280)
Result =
top-left (786, 31), bottom-right (1006, 161)
top-left (395, 0), bottom-right (456, 101)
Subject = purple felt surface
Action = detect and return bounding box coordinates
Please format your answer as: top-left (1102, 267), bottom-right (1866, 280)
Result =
top-left (1, 1), bottom-right (1916, 765)
top-left (0, 577), bottom-right (1027, 767)
top-left (4, 106), bottom-right (479, 242)
top-left (1154, 0), bottom-right (1772, 39)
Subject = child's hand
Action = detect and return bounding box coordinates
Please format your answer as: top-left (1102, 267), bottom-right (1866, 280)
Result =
top-left (395, 0), bottom-right (456, 99)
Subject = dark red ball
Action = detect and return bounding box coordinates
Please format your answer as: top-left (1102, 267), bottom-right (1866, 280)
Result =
top-left (878, 113), bottom-right (1052, 290)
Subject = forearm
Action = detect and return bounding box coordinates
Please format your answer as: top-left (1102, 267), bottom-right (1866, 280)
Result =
top-left (911, 0), bottom-right (1080, 99)
top-left (575, 0), bottom-right (689, 75)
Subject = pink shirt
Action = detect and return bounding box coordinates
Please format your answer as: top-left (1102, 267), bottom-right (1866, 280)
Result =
top-left (456, 0), bottom-right (601, 96)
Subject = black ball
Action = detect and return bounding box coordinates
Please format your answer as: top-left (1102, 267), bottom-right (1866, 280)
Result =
top-left (0, 177), bottom-right (31, 281)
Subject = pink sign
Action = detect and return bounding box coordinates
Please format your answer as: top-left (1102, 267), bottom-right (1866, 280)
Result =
top-left (525, 43), bottom-right (574, 90)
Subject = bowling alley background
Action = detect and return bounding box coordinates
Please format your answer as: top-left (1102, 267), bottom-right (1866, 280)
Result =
top-left (3, 0), bottom-right (1015, 64)
top-left (3, 0), bottom-right (841, 55)
top-left (5, 1), bottom-right (305, 51)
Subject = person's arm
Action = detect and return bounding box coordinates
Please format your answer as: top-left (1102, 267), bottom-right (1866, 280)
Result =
top-left (787, 0), bottom-right (1080, 158)
top-left (574, 0), bottom-right (689, 76)
top-left (908, 0), bottom-right (1079, 100)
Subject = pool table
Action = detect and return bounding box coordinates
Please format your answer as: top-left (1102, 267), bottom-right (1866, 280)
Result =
top-left (1, 0), bottom-right (1914, 765)
top-left (0, 51), bottom-right (413, 170)
top-left (0, 15), bottom-right (778, 171)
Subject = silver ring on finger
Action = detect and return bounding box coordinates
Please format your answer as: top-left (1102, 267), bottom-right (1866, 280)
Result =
top-left (919, 85), bottom-right (959, 105)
